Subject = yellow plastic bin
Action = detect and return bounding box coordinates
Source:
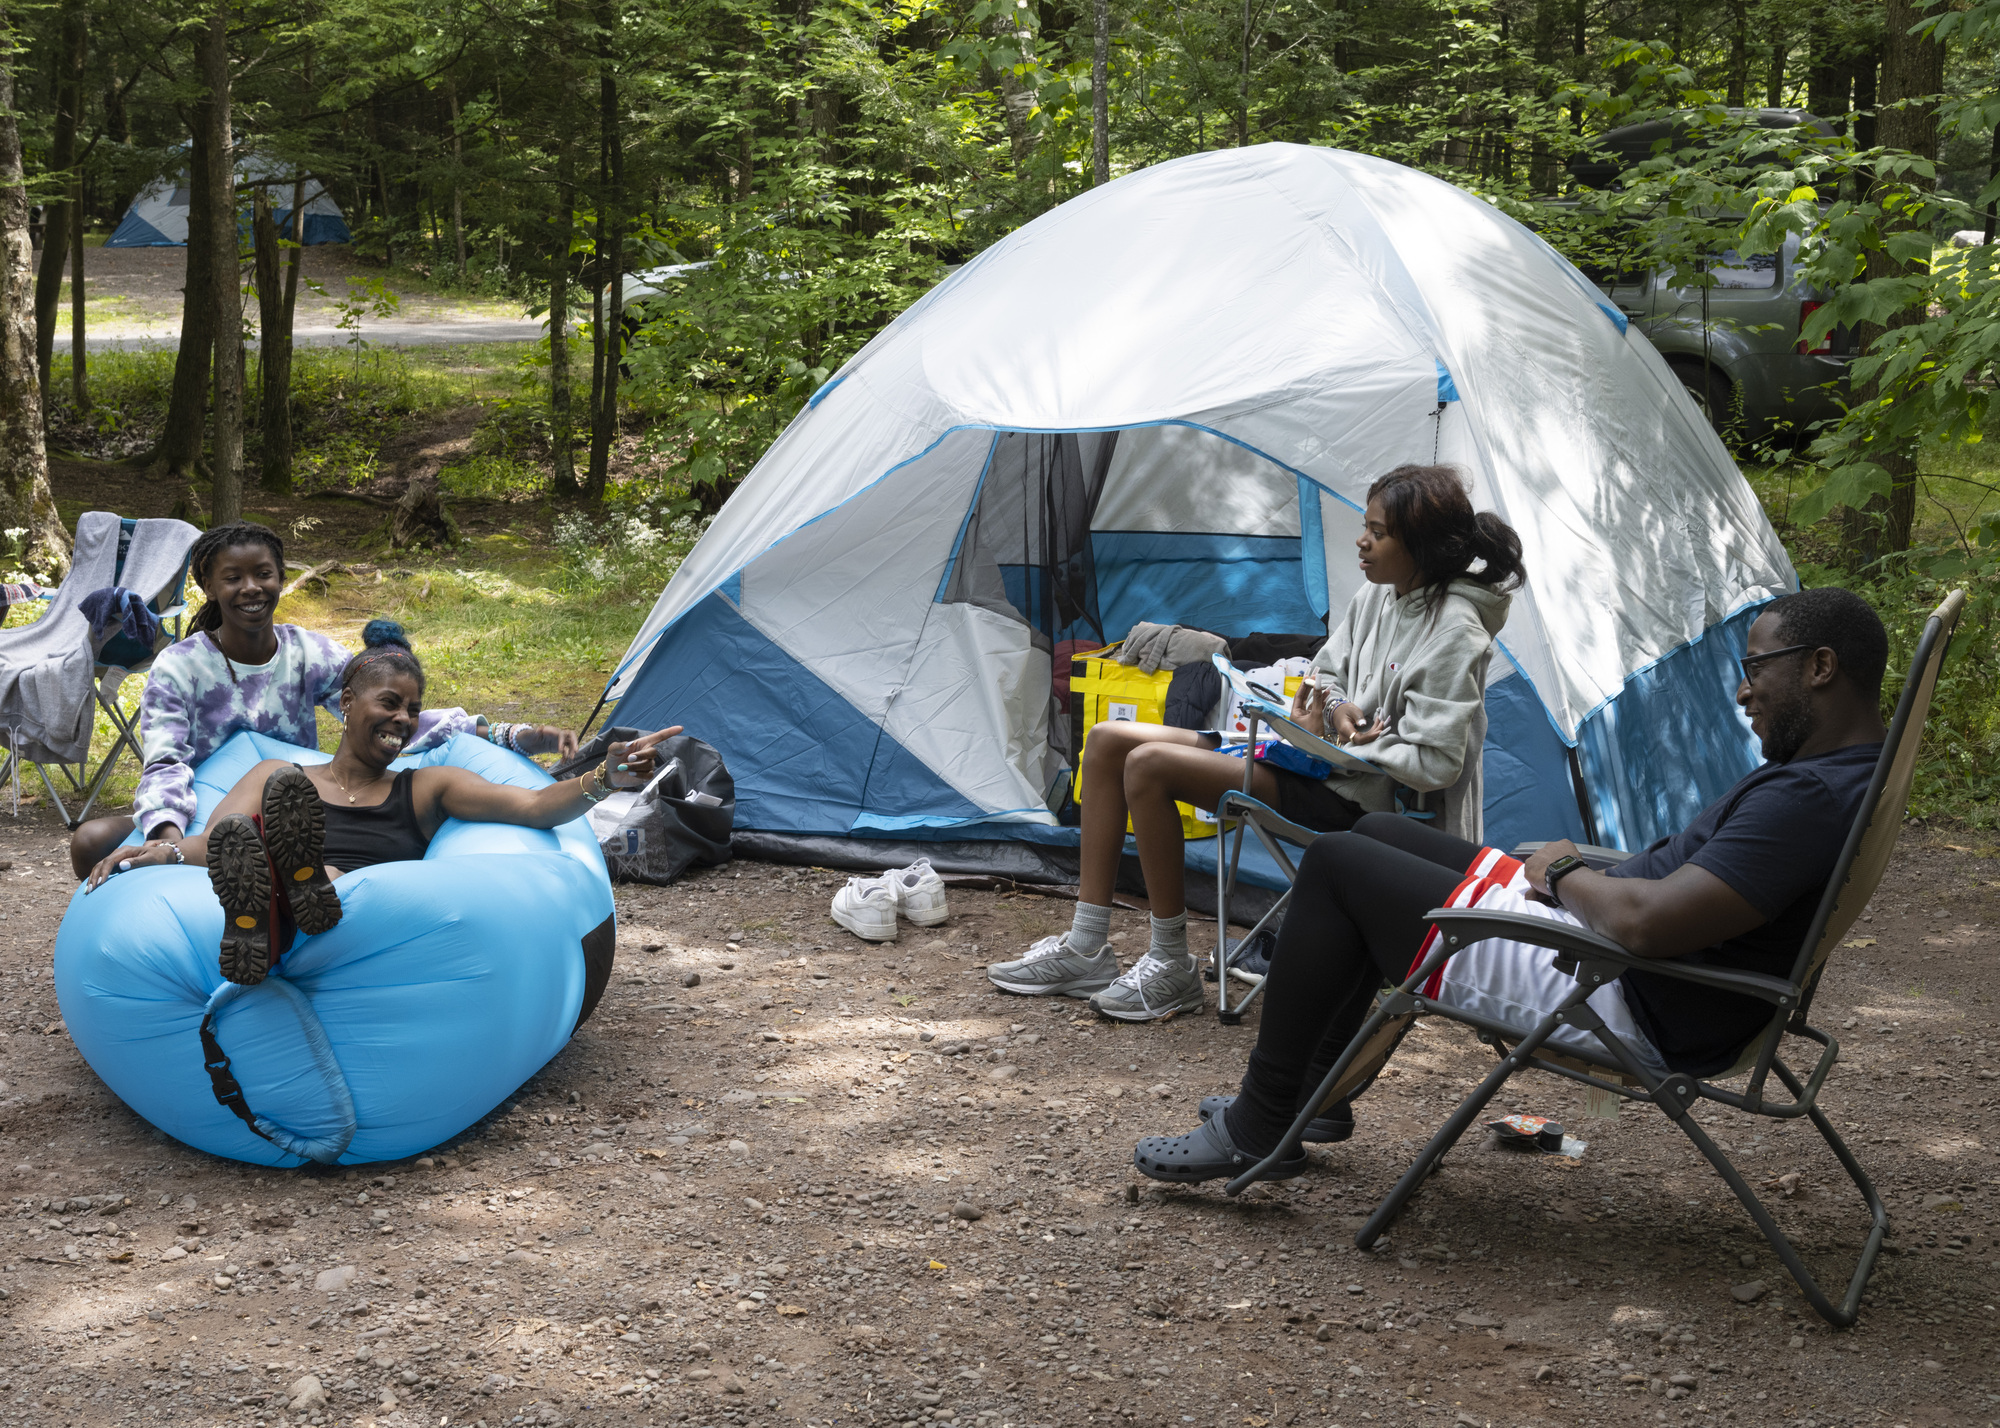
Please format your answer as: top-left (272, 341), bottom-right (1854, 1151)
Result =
top-left (1069, 649), bottom-right (1222, 840)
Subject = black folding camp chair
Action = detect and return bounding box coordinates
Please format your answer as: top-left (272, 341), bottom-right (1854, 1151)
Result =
top-left (1225, 589), bottom-right (1965, 1327)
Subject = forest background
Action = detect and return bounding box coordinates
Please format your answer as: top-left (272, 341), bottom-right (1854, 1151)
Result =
top-left (2, 0), bottom-right (2000, 825)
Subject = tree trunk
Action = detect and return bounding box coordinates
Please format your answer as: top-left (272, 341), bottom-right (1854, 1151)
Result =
top-left (153, 121), bottom-right (216, 477)
top-left (585, 18), bottom-right (621, 507)
top-left (0, 10), bottom-right (69, 580)
top-left (1846, 0), bottom-right (1944, 564)
top-left (1091, 0), bottom-right (1108, 185)
top-left (251, 186), bottom-right (300, 492)
top-left (549, 151), bottom-right (576, 492)
top-left (1727, 0), bottom-right (1747, 107)
top-left (447, 82), bottom-right (466, 278)
top-left (1851, 50), bottom-right (1878, 150)
top-left (68, 168), bottom-right (86, 412)
top-left (198, 4), bottom-right (242, 526)
top-left (32, 0), bottom-right (84, 402)
top-left (1236, 0), bottom-right (1250, 147)
top-left (1983, 120), bottom-right (2000, 245)
top-left (1766, 42), bottom-right (1785, 107)
top-left (1807, 16), bottom-right (1852, 127)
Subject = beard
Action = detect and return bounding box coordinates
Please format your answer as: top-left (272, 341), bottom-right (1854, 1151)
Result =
top-left (1758, 685), bottom-right (1817, 762)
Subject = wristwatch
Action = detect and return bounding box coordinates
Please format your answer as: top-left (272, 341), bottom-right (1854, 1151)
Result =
top-left (1543, 854), bottom-right (1588, 906)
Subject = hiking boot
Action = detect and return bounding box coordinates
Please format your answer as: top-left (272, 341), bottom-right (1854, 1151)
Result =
top-left (1088, 951), bottom-right (1205, 1022)
top-left (831, 874), bottom-right (899, 942)
top-left (261, 764), bottom-right (341, 936)
top-left (209, 814), bottom-right (277, 987)
top-left (985, 935), bottom-right (1118, 997)
top-left (889, 858), bottom-right (949, 927)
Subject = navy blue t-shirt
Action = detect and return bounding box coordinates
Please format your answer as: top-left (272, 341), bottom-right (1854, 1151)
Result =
top-left (1610, 741), bottom-right (1882, 1076)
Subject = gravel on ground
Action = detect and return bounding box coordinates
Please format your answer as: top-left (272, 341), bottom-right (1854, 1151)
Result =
top-left (0, 816), bottom-right (1994, 1428)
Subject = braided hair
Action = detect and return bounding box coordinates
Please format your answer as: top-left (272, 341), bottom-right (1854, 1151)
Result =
top-left (188, 522), bottom-right (287, 635)
top-left (340, 619), bottom-right (426, 697)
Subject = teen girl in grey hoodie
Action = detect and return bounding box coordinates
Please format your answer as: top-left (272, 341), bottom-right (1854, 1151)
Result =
top-left (986, 463), bottom-right (1525, 1022)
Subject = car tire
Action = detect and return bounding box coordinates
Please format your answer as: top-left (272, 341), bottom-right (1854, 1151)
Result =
top-left (1670, 360), bottom-right (1738, 440)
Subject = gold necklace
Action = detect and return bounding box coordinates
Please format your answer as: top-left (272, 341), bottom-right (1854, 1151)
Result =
top-left (329, 762), bottom-right (386, 804)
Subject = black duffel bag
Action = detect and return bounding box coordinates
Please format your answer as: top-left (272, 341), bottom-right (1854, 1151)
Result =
top-left (552, 726), bottom-right (735, 884)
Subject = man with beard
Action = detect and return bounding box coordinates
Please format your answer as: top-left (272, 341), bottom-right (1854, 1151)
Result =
top-left (1129, 587), bottom-right (1890, 1184)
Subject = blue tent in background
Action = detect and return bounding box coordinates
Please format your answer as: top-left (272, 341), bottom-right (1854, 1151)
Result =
top-left (599, 146), bottom-right (1796, 893)
top-left (107, 157), bottom-right (351, 248)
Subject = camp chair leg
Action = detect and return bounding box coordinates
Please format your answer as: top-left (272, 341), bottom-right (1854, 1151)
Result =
top-left (1662, 1060), bottom-right (1886, 1328)
top-left (1215, 890), bottom-right (1289, 1024)
top-left (67, 686), bottom-right (143, 828)
top-left (1353, 1002), bottom-right (1585, 1247)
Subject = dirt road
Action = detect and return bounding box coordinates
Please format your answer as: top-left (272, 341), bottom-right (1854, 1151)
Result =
top-left (0, 814), bottom-right (1993, 1428)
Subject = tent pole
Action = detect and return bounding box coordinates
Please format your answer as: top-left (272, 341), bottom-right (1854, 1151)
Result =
top-left (579, 690), bottom-right (611, 740)
top-left (1567, 745), bottom-right (1601, 847)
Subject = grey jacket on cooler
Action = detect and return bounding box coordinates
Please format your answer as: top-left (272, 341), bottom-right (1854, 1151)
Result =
top-left (1308, 577), bottom-right (1512, 842)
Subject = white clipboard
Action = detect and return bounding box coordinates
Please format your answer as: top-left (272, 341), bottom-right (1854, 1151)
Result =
top-left (1211, 653), bottom-right (1385, 777)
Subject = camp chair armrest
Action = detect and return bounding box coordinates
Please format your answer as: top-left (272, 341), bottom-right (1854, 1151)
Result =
top-left (1424, 908), bottom-right (1800, 1005)
top-left (1510, 840), bottom-right (1634, 869)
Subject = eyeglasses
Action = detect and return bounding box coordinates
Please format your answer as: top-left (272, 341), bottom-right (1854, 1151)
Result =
top-left (1737, 644), bottom-right (1814, 680)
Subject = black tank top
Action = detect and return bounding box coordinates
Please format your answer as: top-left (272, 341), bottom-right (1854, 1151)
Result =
top-left (320, 770), bottom-right (432, 874)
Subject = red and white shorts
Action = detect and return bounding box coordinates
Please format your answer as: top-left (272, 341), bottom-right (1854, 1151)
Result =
top-left (1404, 848), bottom-right (1671, 1081)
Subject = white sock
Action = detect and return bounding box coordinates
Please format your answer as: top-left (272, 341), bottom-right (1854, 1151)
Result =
top-left (1063, 901), bottom-right (1113, 955)
top-left (1149, 910), bottom-right (1190, 963)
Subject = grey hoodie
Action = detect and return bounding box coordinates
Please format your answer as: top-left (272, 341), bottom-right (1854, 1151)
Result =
top-left (1309, 577), bottom-right (1512, 841)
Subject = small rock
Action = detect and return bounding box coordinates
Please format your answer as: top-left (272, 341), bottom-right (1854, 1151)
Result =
top-left (414, 1157), bottom-right (435, 1169)
top-left (682, 972), bottom-right (702, 989)
top-left (502, 1249), bottom-right (538, 1265)
top-left (158, 1246), bottom-right (187, 1263)
top-left (1922, 1193), bottom-right (1964, 1212)
top-left (1668, 1372), bottom-right (1699, 1389)
top-left (1533, 1365), bottom-right (1553, 1383)
top-left (1729, 1280), bottom-right (1767, 1303)
top-left (1148, 1083), bottom-right (1173, 1099)
top-left (1313, 1324), bottom-right (1335, 1342)
top-left (1737, 1251), bottom-right (1756, 1267)
top-left (211, 1274), bottom-right (233, 1290)
top-left (288, 1375), bottom-right (329, 1413)
top-left (919, 1031), bottom-right (935, 1042)
top-left (728, 1139), bottom-right (748, 1153)
top-left (1359, 1319), bottom-right (1378, 1334)
top-left (1921, 1359), bottom-right (1944, 1372)
top-left (744, 1197), bottom-right (765, 1212)
top-left (950, 1202), bottom-right (984, 1222)
top-left (582, 1143), bottom-right (615, 1158)
top-left (689, 1341), bottom-right (713, 1357)
top-left (1453, 1311), bottom-right (1502, 1329)
top-left (1058, 1223), bottom-right (1087, 1237)
top-left (989, 1066), bottom-right (1020, 1081)
top-left (1788, 1335), bottom-right (1804, 1349)
top-left (314, 1265), bottom-right (356, 1293)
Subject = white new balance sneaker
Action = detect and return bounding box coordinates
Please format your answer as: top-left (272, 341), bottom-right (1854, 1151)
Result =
top-left (890, 858), bottom-right (949, 927)
top-left (831, 875), bottom-right (899, 942)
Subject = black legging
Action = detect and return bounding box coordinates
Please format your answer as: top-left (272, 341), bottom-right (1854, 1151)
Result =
top-left (1222, 812), bottom-right (1484, 1156)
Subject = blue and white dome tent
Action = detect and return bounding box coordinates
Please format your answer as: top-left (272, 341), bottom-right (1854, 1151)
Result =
top-left (107, 154), bottom-right (352, 249)
top-left (601, 144), bottom-right (1794, 874)
top-left (55, 732), bottom-right (613, 1167)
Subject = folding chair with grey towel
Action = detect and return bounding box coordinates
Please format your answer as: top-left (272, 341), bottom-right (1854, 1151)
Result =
top-left (1207, 653), bottom-right (1480, 1023)
top-left (0, 513), bottom-right (201, 825)
top-left (1225, 589), bottom-right (1966, 1328)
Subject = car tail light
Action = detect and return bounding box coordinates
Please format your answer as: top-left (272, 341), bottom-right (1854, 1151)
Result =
top-left (1797, 300), bottom-right (1832, 355)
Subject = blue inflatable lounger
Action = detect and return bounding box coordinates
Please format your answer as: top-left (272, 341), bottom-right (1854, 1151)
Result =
top-left (55, 730), bottom-right (615, 1166)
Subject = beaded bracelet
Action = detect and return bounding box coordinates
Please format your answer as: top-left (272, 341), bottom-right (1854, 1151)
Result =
top-left (578, 764), bottom-right (613, 803)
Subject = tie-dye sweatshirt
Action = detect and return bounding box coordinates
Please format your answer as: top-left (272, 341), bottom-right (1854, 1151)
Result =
top-left (131, 624), bottom-right (478, 837)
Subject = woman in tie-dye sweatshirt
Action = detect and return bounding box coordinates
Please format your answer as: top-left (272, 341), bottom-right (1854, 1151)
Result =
top-left (67, 522), bottom-right (577, 877)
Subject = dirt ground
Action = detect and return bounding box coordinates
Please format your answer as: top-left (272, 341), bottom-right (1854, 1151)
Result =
top-left (45, 245), bottom-right (521, 337)
top-left (0, 797), bottom-right (1994, 1428)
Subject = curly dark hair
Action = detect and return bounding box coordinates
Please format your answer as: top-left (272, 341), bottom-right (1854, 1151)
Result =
top-left (1365, 464), bottom-right (1526, 609)
top-left (188, 522), bottom-right (287, 635)
top-left (340, 619), bottom-right (426, 698)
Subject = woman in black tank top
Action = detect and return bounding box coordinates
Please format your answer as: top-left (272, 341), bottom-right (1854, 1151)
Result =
top-left (86, 622), bottom-right (685, 987)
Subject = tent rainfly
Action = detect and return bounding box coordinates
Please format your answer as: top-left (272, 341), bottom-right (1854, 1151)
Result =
top-left (106, 158), bottom-right (351, 248)
top-left (601, 143), bottom-right (1796, 876)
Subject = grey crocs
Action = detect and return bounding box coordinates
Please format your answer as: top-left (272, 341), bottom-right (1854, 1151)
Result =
top-left (1198, 1093), bottom-right (1354, 1144)
top-left (1131, 1112), bottom-right (1308, 1185)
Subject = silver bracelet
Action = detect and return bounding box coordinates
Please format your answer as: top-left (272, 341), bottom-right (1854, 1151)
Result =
top-left (166, 843), bottom-right (186, 865)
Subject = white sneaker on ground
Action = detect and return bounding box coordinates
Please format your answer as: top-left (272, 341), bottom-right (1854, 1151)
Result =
top-left (831, 875), bottom-right (899, 942)
top-left (890, 858), bottom-right (949, 927)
